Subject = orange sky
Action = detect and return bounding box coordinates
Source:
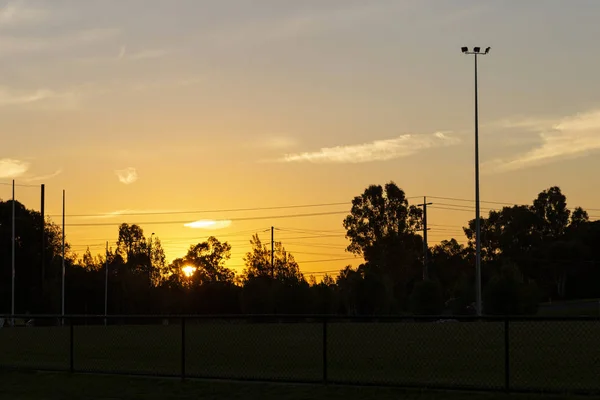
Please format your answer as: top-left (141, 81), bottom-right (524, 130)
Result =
top-left (2, 1), bottom-right (600, 277)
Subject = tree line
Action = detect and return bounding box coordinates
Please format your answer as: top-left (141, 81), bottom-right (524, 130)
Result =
top-left (1, 182), bottom-right (599, 316)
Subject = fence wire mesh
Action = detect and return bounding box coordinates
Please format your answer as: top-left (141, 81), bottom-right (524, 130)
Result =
top-left (1, 315), bottom-right (599, 394)
top-left (185, 317), bottom-right (322, 382)
top-left (73, 317), bottom-right (180, 376)
top-left (327, 320), bottom-right (505, 389)
top-left (0, 316), bottom-right (69, 371)
top-left (509, 320), bottom-right (600, 392)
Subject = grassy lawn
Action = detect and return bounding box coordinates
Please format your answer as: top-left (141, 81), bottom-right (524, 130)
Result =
top-left (0, 371), bottom-right (598, 400)
top-left (1, 320), bottom-right (599, 393)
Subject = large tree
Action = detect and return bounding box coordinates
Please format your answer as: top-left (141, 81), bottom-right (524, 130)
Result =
top-left (343, 182), bottom-right (422, 260)
top-left (0, 199), bottom-right (69, 314)
top-left (342, 182), bottom-right (423, 310)
top-left (241, 234), bottom-right (304, 284)
top-left (180, 236), bottom-right (235, 284)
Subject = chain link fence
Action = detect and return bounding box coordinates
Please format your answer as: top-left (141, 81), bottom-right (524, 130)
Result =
top-left (1, 315), bottom-right (599, 394)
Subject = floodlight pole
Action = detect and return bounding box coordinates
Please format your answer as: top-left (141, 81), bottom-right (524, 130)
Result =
top-left (461, 46), bottom-right (490, 317)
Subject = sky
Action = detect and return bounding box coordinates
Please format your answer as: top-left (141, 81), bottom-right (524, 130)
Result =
top-left (2, 0), bottom-right (600, 277)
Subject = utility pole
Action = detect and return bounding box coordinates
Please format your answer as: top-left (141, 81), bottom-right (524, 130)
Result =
top-left (11, 180), bottom-right (15, 323)
top-left (461, 46), bottom-right (491, 316)
top-left (41, 184), bottom-right (45, 307)
top-left (61, 189), bottom-right (65, 325)
top-left (270, 226), bottom-right (274, 279)
top-left (418, 197), bottom-right (432, 281)
top-left (104, 241), bottom-right (108, 326)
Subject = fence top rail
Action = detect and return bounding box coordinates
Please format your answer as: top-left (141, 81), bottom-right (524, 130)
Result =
top-left (1, 314), bottom-right (599, 322)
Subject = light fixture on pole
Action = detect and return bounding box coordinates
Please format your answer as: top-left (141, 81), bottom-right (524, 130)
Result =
top-left (461, 46), bottom-right (491, 317)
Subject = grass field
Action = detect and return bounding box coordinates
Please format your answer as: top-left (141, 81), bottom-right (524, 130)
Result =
top-left (1, 371), bottom-right (599, 400)
top-left (1, 320), bottom-right (599, 394)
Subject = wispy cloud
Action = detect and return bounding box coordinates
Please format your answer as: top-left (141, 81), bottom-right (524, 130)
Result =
top-left (115, 167), bottom-right (138, 184)
top-left (0, 86), bottom-right (71, 106)
top-left (0, 27), bottom-right (120, 56)
top-left (0, 0), bottom-right (48, 27)
top-left (184, 219), bottom-right (232, 230)
top-left (208, 2), bottom-right (408, 47)
top-left (278, 132), bottom-right (460, 163)
top-left (83, 209), bottom-right (177, 220)
top-left (257, 136), bottom-right (298, 150)
top-left (485, 109), bottom-right (600, 172)
top-left (23, 168), bottom-right (62, 182)
top-left (117, 45), bottom-right (168, 61)
top-left (0, 158), bottom-right (29, 178)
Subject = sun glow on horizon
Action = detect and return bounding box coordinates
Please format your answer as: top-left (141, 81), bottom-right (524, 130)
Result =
top-left (182, 265), bottom-right (196, 277)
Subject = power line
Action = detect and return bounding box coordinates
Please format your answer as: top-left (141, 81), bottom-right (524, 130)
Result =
top-left (428, 195), bottom-right (600, 212)
top-left (427, 195), bottom-right (523, 206)
top-left (0, 181), bottom-right (39, 188)
top-left (277, 227), bottom-right (347, 235)
top-left (65, 210), bottom-right (349, 227)
top-left (48, 201), bottom-right (352, 218)
top-left (227, 256), bottom-right (359, 269)
top-left (72, 228), bottom-right (269, 243)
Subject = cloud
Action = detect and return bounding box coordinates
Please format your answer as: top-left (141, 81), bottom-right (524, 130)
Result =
top-left (0, 27), bottom-right (120, 56)
top-left (115, 167), bottom-right (138, 184)
top-left (0, 1), bottom-right (48, 27)
top-left (184, 219), bottom-right (232, 229)
top-left (117, 44), bottom-right (126, 59)
top-left (208, 2), bottom-right (408, 47)
top-left (23, 168), bottom-right (62, 182)
top-left (0, 86), bottom-right (64, 106)
top-left (128, 48), bottom-right (169, 60)
top-left (0, 158), bottom-right (29, 178)
top-left (278, 132), bottom-right (460, 163)
top-left (485, 109), bottom-right (600, 172)
top-left (258, 136), bottom-right (298, 150)
top-left (116, 45), bottom-right (168, 61)
top-left (83, 209), bottom-right (177, 219)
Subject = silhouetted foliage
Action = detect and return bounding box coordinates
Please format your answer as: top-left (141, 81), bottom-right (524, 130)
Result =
top-left (1, 183), bottom-right (598, 316)
top-left (410, 280), bottom-right (444, 316)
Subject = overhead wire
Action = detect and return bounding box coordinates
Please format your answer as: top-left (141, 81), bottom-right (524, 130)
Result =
top-left (64, 210), bottom-right (350, 227)
top-left (49, 201), bottom-right (352, 218)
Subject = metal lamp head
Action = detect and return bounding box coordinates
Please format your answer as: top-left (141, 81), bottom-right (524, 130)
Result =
top-left (461, 46), bottom-right (468, 53)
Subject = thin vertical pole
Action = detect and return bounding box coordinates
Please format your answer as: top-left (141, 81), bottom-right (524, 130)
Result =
top-left (418, 197), bottom-right (432, 281)
top-left (474, 53), bottom-right (482, 317)
top-left (181, 317), bottom-right (186, 381)
top-left (11, 180), bottom-right (15, 322)
top-left (322, 316), bottom-right (328, 384)
top-left (423, 197), bottom-right (429, 280)
top-left (69, 320), bottom-right (74, 373)
top-left (41, 184), bottom-right (45, 302)
top-left (104, 241), bottom-right (108, 326)
top-left (61, 190), bottom-right (65, 324)
top-left (504, 318), bottom-right (510, 392)
top-left (271, 226), bottom-right (274, 279)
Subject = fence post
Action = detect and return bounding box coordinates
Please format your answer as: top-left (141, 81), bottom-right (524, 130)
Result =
top-left (322, 316), bottom-right (328, 384)
top-left (504, 317), bottom-right (510, 393)
top-left (69, 319), bottom-right (74, 373)
top-left (181, 317), bottom-right (186, 382)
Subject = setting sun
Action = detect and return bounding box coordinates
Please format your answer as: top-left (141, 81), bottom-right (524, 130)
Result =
top-left (182, 266), bottom-right (196, 278)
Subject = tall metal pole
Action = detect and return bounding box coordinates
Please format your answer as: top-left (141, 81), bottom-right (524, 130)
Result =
top-left (11, 180), bottom-right (15, 321)
top-left (418, 197), bottom-right (432, 281)
top-left (104, 241), bottom-right (108, 326)
top-left (270, 226), bottom-right (274, 279)
top-left (474, 53), bottom-right (482, 317)
top-left (462, 46), bottom-right (490, 317)
top-left (61, 189), bottom-right (65, 323)
top-left (41, 184), bottom-right (45, 305)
